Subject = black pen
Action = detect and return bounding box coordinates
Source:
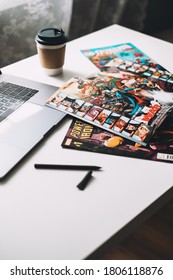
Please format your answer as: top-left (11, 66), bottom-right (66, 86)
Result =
top-left (34, 164), bottom-right (101, 171)
top-left (77, 170), bottom-right (93, 191)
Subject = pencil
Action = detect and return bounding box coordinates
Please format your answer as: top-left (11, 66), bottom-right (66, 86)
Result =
top-left (34, 164), bottom-right (101, 171)
top-left (77, 170), bottom-right (93, 190)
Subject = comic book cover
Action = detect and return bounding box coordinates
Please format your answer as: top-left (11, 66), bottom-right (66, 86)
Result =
top-left (46, 72), bottom-right (173, 146)
top-left (61, 117), bottom-right (173, 164)
top-left (81, 43), bottom-right (173, 93)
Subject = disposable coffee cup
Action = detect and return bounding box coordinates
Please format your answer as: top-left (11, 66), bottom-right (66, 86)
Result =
top-left (35, 28), bottom-right (68, 76)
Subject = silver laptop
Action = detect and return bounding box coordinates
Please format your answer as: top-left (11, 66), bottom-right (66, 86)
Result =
top-left (0, 70), bottom-right (66, 180)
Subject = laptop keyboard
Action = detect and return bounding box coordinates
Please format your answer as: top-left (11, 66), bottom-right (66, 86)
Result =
top-left (0, 81), bottom-right (38, 122)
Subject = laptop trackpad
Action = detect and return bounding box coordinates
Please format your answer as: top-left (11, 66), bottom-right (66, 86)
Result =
top-left (0, 103), bottom-right (64, 150)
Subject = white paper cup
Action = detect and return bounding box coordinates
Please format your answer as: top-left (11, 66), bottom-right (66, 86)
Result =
top-left (35, 28), bottom-right (67, 76)
top-left (36, 42), bottom-right (66, 76)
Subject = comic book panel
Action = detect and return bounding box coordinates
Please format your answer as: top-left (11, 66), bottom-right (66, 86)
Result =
top-left (151, 69), bottom-right (165, 79)
top-left (54, 76), bottom-right (97, 101)
top-left (159, 74), bottom-right (170, 81)
top-left (167, 76), bottom-right (173, 84)
top-left (47, 92), bottom-right (66, 107)
top-left (75, 102), bottom-right (93, 117)
top-left (134, 64), bottom-right (149, 74)
top-left (122, 120), bottom-right (139, 137)
top-left (81, 45), bottom-right (126, 69)
top-left (134, 101), bottom-right (161, 124)
top-left (106, 58), bottom-right (128, 68)
top-left (60, 77), bottom-right (85, 96)
top-left (84, 106), bottom-right (103, 121)
top-left (103, 112), bottom-right (120, 128)
top-left (57, 96), bottom-right (76, 111)
top-left (66, 99), bottom-right (84, 113)
top-left (132, 123), bottom-right (151, 142)
top-left (112, 116), bottom-right (129, 132)
top-left (94, 109), bottom-right (111, 125)
top-left (143, 69), bottom-right (155, 77)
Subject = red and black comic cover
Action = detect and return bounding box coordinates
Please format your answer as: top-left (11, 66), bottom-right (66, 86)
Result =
top-left (62, 117), bottom-right (173, 164)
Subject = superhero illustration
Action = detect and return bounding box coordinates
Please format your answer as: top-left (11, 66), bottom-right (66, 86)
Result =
top-left (82, 43), bottom-right (173, 92)
top-left (62, 117), bottom-right (173, 164)
top-left (47, 43), bottom-right (173, 146)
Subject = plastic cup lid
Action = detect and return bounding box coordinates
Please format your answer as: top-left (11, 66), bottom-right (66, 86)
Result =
top-left (35, 28), bottom-right (68, 46)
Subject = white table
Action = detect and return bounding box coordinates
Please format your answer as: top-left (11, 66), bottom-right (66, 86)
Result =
top-left (0, 24), bottom-right (173, 260)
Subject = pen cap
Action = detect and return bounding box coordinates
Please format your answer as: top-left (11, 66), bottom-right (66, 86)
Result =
top-left (77, 170), bottom-right (93, 191)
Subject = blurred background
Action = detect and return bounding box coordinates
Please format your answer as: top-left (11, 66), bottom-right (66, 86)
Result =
top-left (0, 0), bottom-right (173, 67)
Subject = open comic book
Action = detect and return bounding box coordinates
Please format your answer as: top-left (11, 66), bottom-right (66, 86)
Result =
top-left (61, 117), bottom-right (173, 164)
top-left (46, 43), bottom-right (173, 146)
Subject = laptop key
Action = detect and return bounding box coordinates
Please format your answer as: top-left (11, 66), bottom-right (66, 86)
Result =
top-left (0, 81), bottom-right (38, 123)
top-left (0, 108), bottom-right (15, 121)
top-left (0, 115), bottom-right (6, 122)
top-left (0, 106), bottom-right (9, 112)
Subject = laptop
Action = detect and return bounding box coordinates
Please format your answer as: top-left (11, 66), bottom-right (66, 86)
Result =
top-left (0, 70), bottom-right (66, 180)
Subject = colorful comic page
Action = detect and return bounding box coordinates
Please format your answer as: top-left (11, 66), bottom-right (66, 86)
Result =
top-left (46, 73), bottom-right (173, 146)
top-left (81, 43), bottom-right (173, 93)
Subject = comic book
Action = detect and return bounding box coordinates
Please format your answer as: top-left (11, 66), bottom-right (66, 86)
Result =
top-left (81, 43), bottom-right (173, 87)
top-left (61, 117), bottom-right (173, 164)
top-left (46, 43), bottom-right (173, 146)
